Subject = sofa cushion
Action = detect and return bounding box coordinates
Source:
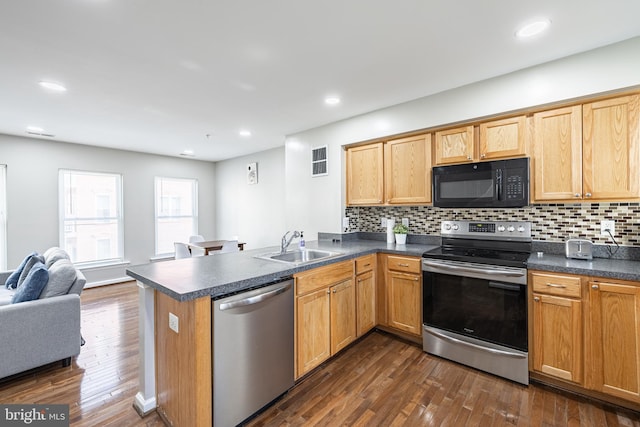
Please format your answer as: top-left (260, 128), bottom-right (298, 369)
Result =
top-left (39, 259), bottom-right (77, 298)
top-left (12, 262), bottom-right (49, 303)
top-left (0, 287), bottom-right (14, 306)
top-left (44, 247), bottom-right (70, 268)
top-left (5, 251), bottom-right (38, 289)
top-left (16, 254), bottom-right (46, 288)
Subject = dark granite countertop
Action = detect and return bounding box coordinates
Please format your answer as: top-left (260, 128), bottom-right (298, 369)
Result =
top-left (126, 239), bottom-right (437, 301)
top-left (527, 253), bottom-right (640, 282)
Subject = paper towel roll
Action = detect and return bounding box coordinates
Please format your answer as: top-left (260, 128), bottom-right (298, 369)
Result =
top-left (387, 218), bottom-right (395, 243)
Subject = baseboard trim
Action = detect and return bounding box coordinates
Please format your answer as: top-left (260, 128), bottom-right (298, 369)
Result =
top-left (132, 392), bottom-right (156, 417)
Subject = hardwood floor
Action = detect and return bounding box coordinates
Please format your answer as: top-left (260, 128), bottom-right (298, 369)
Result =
top-left (0, 282), bottom-right (638, 426)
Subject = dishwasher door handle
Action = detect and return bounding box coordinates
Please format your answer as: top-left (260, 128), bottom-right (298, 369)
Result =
top-left (219, 283), bottom-right (291, 311)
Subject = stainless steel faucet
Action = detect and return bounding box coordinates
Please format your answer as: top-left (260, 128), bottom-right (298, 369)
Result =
top-left (281, 231), bottom-right (301, 253)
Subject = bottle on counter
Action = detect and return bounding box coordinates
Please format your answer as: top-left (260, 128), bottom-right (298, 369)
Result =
top-left (299, 232), bottom-right (305, 249)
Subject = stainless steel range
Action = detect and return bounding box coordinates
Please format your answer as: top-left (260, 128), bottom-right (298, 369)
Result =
top-left (422, 220), bottom-right (532, 385)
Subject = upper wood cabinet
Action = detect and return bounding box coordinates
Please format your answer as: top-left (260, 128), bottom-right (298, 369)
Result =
top-left (532, 105), bottom-right (583, 201)
top-left (434, 116), bottom-right (527, 165)
top-left (434, 125), bottom-right (475, 165)
top-left (583, 94), bottom-right (640, 200)
top-left (346, 134), bottom-right (431, 206)
top-left (384, 134), bottom-right (432, 204)
top-left (586, 279), bottom-right (640, 404)
top-left (532, 94), bottom-right (640, 202)
top-left (479, 115), bottom-right (527, 160)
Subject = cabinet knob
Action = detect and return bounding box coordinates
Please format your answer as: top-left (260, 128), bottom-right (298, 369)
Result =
top-left (398, 263), bottom-right (409, 267)
top-left (466, 155), bottom-right (472, 160)
top-left (574, 193), bottom-right (581, 198)
top-left (533, 296), bottom-right (540, 302)
top-left (592, 284), bottom-right (599, 290)
top-left (585, 192), bottom-right (592, 198)
top-left (327, 290), bottom-right (330, 294)
top-left (480, 153), bottom-right (486, 159)
top-left (332, 289), bottom-right (337, 293)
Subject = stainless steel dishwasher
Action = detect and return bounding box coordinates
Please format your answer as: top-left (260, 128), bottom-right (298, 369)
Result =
top-left (213, 279), bottom-right (294, 426)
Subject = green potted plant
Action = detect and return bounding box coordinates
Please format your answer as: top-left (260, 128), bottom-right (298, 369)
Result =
top-left (393, 223), bottom-right (409, 245)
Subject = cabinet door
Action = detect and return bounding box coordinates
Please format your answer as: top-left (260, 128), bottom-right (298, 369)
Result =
top-left (387, 271), bottom-right (421, 335)
top-left (384, 134), bottom-right (432, 204)
top-left (356, 270), bottom-right (376, 337)
top-left (532, 293), bottom-right (583, 384)
top-left (583, 94), bottom-right (640, 200)
top-left (587, 281), bottom-right (640, 403)
top-left (330, 279), bottom-right (356, 354)
top-left (296, 287), bottom-right (331, 378)
top-left (433, 126), bottom-right (475, 165)
top-left (532, 106), bottom-right (583, 201)
top-left (346, 143), bottom-right (384, 205)
top-left (479, 115), bottom-right (527, 160)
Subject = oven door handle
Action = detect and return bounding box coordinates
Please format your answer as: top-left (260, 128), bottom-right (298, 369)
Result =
top-left (424, 327), bottom-right (526, 360)
top-left (422, 259), bottom-right (525, 278)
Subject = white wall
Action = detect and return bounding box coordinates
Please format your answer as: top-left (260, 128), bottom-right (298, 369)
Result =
top-left (284, 37), bottom-right (640, 237)
top-left (214, 147), bottom-right (285, 250)
top-left (0, 134), bottom-right (216, 284)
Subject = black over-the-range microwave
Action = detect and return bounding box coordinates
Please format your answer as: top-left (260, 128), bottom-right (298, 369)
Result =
top-left (432, 157), bottom-right (530, 208)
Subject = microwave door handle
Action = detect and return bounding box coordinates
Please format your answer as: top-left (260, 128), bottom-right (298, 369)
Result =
top-left (495, 169), bottom-right (503, 200)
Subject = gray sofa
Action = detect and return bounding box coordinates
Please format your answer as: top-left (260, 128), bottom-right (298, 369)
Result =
top-left (0, 248), bottom-right (86, 380)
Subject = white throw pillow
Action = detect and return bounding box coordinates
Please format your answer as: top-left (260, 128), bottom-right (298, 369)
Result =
top-left (39, 259), bottom-right (77, 298)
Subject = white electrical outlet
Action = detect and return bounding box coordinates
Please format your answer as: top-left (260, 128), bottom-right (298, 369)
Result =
top-left (169, 312), bottom-right (179, 333)
top-left (402, 218), bottom-right (409, 227)
top-left (381, 217), bottom-right (387, 227)
top-left (342, 217), bottom-right (350, 228)
top-left (600, 220), bottom-right (615, 236)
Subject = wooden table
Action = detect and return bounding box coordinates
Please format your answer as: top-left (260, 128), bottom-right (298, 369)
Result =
top-left (187, 240), bottom-right (245, 255)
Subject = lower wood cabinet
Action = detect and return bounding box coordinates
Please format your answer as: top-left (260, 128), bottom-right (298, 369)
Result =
top-left (385, 255), bottom-right (422, 336)
top-left (587, 279), bottom-right (640, 404)
top-left (530, 270), bottom-right (640, 408)
top-left (530, 271), bottom-right (583, 384)
top-left (355, 255), bottom-right (376, 337)
top-left (294, 260), bottom-right (355, 379)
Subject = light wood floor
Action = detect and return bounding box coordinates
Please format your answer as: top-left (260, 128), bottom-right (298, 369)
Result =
top-left (0, 282), bottom-right (638, 426)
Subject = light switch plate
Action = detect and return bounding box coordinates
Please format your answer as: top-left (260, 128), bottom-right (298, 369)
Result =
top-left (402, 218), bottom-right (409, 227)
top-left (169, 312), bottom-right (179, 333)
top-left (381, 217), bottom-right (387, 227)
top-left (342, 217), bottom-right (350, 228)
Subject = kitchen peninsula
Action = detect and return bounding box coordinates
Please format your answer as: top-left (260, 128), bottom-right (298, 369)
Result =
top-left (127, 236), bottom-right (640, 426)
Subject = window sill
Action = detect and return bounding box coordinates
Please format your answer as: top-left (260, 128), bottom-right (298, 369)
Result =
top-left (76, 260), bottom-right (130, 271)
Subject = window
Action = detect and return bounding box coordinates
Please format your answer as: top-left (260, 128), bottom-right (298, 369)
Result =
top-left (0, 165), bottom-right (6, 270)
top-left (59, 170), bottom-right (123, 264)
top-left (155, 177), bottom-right (198, 255)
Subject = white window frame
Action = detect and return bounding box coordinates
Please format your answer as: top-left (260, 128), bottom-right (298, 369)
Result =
top-left (154, 176), bottom-right (198, 256)
top-left (0, 165), bottom-right (6, 271)
top-left (59, 169), bottom-right (124, 266)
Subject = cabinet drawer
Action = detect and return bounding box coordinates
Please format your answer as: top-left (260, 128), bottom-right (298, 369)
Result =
top-left (387, 255), bottom-right (421, 274)
top-left (531, 272), bottom-right (582, 298)
top-left (295, 260), bottom-right (353, 296)
top-left (355, 255), bottom-right (375, 274)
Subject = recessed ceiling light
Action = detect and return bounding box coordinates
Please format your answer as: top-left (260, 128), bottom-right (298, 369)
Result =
top-left (515, 19), bottom-right (551, 38)
top-left (26, 125), bottom-right (44, 133)
top-left (38, 81), bottom-right (67, 92)
top-left (239, 130), bottom-right (252, 137)
top-left (180, 149), bottom-right (195, 157)
top-left (325, 96), bottom-right (341, 105)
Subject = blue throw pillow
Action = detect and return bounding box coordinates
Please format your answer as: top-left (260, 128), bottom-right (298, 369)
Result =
top-left (11, 262), bottom-right (49, 303)
top-left (5, 251), bottom-right (38, 289)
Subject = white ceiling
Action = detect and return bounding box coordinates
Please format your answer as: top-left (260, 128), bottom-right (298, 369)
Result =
top-left (1, 1), bottom-right (640, 162)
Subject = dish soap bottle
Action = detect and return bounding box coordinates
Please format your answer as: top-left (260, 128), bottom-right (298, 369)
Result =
top-left (299, 231), bottom-right (305, 249)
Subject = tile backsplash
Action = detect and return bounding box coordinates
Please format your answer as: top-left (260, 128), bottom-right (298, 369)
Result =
top-left (345, 203), bottom-right (640, 247)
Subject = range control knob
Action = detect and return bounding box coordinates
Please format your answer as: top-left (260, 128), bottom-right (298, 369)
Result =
top-left (507, 226), bottom-right (515, 232)
top-left (497, 225), bottom-right (506, 232)
top-left (444, 224), bottom-right (452, 230)
top-left (518, 226), bottom-right (525, 232)
top-left (452, 224), bottom-right (459, 231)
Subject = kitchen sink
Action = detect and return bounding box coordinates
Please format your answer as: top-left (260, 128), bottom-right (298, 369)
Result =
top-left (255, 248), bottom-right (343, 265)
